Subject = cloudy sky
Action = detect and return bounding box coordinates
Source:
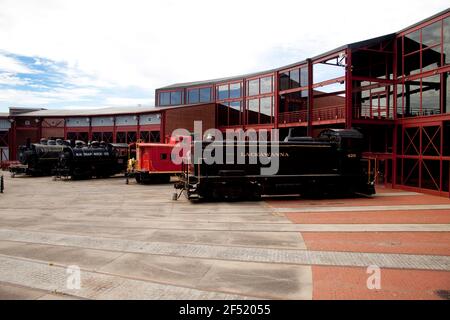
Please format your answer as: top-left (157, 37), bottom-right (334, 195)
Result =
top-left (0, 0), bottom-right (448, 112)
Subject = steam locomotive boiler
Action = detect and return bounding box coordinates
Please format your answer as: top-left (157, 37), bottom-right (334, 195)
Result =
top-left (55, 142), bottom-right (129, 179)
top-left (10, 139), bottom-right (66, 177)
top-left (175, 128), bottom-right (375, 201)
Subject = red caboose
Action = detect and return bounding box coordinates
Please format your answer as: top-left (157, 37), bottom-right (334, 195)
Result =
top-left (128, 137), bottom-right (183, 184)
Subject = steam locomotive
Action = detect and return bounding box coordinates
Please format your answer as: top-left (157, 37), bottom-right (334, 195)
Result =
top-left (175, 128), bottom-right (375, 200)
top-left (55, 141), bottom-right (129, 179)
top-left (10, 138), bottom-right (66, 177)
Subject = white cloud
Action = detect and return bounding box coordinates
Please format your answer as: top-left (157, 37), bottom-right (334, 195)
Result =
top-left (0, 73), bottom-right (29, 85)
top-left (0, 86), bottom-right (100, 106)
top-left (0, 52), bottom-right (36, 74)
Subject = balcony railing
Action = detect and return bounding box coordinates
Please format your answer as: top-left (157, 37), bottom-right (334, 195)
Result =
top-left (278, 105), bottom-right (345, 124)
top-left (278, 110), bottom-right (307, 124)
top-left (353, 105), bottom-right (394, 120)
top-left (312, 105), bottom-right (345, 122)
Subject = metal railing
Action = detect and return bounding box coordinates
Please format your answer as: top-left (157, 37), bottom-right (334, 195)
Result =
top-left (278, 105), bottom-right (345, 124)
top-left (278, 110), bottom-right (308, 124)
top-left (312, 105), bottom-right (345, 122)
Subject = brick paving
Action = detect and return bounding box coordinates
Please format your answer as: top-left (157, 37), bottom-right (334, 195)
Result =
top-left (312, 266), bottom-right (450, 300)
top-left (286, 211), bottom-right (450, 225)
top-left (301, 232), bottom-right (450, 256)
top-left (266, 186), bottom-right (450, 299)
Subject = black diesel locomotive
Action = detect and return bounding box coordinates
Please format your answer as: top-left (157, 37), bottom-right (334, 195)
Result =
top-left (55, 141), bottom-right (129, 179)
top-left (175, 129), bottom-right (375, 200)
top-left (11, 139), bottom-right (66, 176)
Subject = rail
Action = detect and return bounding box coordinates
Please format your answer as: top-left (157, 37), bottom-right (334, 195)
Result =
top-left (278, 110), bottom-right (307, 124)
top-left (278, 105), bottom-right (345, 124)
top-left (312, 105), bottom-right (345, 122)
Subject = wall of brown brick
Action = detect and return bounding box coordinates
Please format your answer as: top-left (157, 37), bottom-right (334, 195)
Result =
top-left (164, 103), bottom-right (216, 137)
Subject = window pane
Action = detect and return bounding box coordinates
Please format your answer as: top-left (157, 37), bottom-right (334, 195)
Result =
top-left (92, 132), bottom-right (101, 142)
top-left (396, 84), bottom-right (403, 117)
top-left (160, 92), bottom-right (170, 106)
top-left (260, 97), bottom-right (273, 124)
top-left (279, 71), bottom-right (290, 91)
top-left (404, 30), bottom-right (421, 54)
top-left (444, 17), bottom-right (450, 65)
top-left (403, 81), bottom-right (421, 117)
top-left (422, 21), bottom-right (441, 48)
top-left (218, 102), bottom-right (229, 126)
top-left (103, 132), bottom-right (113, 143)
top-left (199, 87), bottom-right (211, 102)
top-left (218, 85), bottom-right (228, 100)
top-left (247, 99), bottom-right (259, 124)
top-left (404, 52), bottom-right (421, 76)
top-left (116, 132), bottom-right (126, 143)
top-left (260, 76), bottom-right (272, 94)
top-left (248, 79), bottom-right (259, 96)
top-left (229, 101), bottom-right (241, 125)
top-left (446, 73), bottom-right (450, 114)
top-left (188, 89), bottom-right (199, 104)
top-left (229, 83), bottom-right (241, 99)
top-left (140, 131), bottom-right (150, 142)
top-left (289, 69), bottom-right (300, 89)
top-left (300, 67), bottom-right (308, 87)
top-left (422, 46), bottom-right (442, 72)
top-left (127, 132), bottom-right (137, 143)
top-left (421, 75), bottom-right (441, 115)
top-left (150, 131), bottom-right (160, 143)
top-left (170, 91), bottom-right (182, 105)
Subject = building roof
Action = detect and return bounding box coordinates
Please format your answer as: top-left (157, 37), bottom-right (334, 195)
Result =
top-left (0, 113), bottom-right (9, 118)
top-left (8, 102), bottom-right (214, 118)
top-left (15, 106), bottom-right (159, 117)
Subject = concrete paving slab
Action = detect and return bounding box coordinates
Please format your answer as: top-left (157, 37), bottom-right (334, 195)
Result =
top-left (1, 229), bottom-right (448, 271)
top-left (0, 240), bottom-right (123, 270)
top-left (99, 253), bottom-right (215, 288)
top-left (0, 255), bottom-right (256, 300)
top-left (37, 293), bottom-right (83, 300)
top-left (98, 253), bottom-right (312, 299)
top-left (0, 282), bottom-right (47, 300)
top-left (197, 261), bottom-right (312, 300)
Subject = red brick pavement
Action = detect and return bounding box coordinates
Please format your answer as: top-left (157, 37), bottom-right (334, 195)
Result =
top-left (267, 194), bottom-right (450, 208)
top-left (301, 232), bottom-right (450, 256)
top-left (286, 211), bottom-right (450, 224)
top-left (265, 188), bottom-right (450, 299)
top-left (312, 266), bottom-right (450, 300)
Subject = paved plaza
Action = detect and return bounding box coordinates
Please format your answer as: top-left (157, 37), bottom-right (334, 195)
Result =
top-left (0, 174), bottom-right (449, 299)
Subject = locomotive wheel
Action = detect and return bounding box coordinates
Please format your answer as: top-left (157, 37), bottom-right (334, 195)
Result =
top-left (135, 174), bottom-right (142, 184)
